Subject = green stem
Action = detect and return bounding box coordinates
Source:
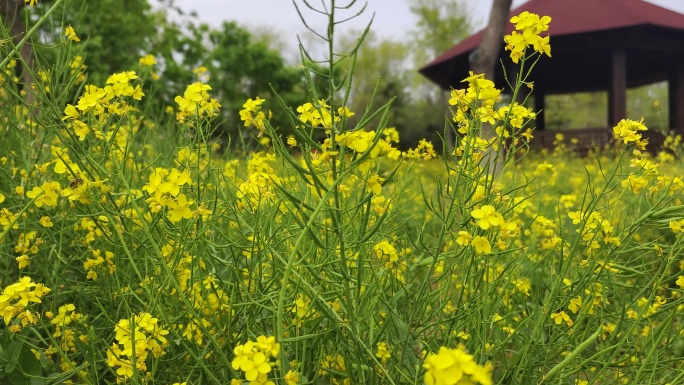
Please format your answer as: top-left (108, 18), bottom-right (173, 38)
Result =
top-left (539, 324), bottom-right (602, 384)
top-left (0, 0), bottom-right (67, 70)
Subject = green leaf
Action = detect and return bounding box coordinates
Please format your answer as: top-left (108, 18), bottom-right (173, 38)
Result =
top-left (6, 369), bottom-right (28, 385)
top-left (387, 311), bottom-right (409, 343)
top-left (17, 344), bottom-right (42, 377)
top-left (4, 340), bottom-right (24, 373)
top-left (38, 353), bottom-right (49, 372)
top-left (1, 339), bottom-right (44, 385)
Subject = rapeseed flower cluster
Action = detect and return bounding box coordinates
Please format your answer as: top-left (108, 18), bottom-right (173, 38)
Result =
top-left (231, 336), bottom-right (280, 384)
top-left (46, 303), bottom-right (87, 356)
top-left (335, 130), bottom-right (401, 160)
top-left (449, 72), bottom-right (502, 129)
top-left (613, 118), bottom-right (649, 149)
top-left (449, 72), bottom-right (538, 159)
top-left (319, 354), bottom-right (348, 384)
top-left (292, 293), bottom-right (316, 326)
top-left (550, 310), bottom-right (574, 327)
top-left (376, 342), bottom-right (391, 365)
top-left (68, 71), bottom-right (143, 120)
top-left (504, 11), bottom-right (552, 63)
top-left (26, 181), bottom-right (61, 207)
top-left (373, 240), bottom-right (399, 268)
top-left (139, 54), bottom-right (156, 66)
top-left (403, 138), bottom-right (437, 160)
top-left (236, 151), bottom-right (282, 207)
top-left (64, 25), bottom-right (80, 42)
top-left (240, 97), bottom-right (267, 133)
top-left (14, 231), bottom-right (42, 269)
top-left (174, 82), bottom-right (221, 123)
top-left (0, 277), bottom-right (50, 331)
top-left (459, 204), bottom-right (517, 255)
top-left (83, 249), bottom-right (116, 280)
top-left (106, 313), bottom-right (169, 381)
top-left (296, 100), bottom-right (354, 129)
top-left (423, 346), bottom-right (492, 385)
top-left (142, 167), bottom-right (194, 222)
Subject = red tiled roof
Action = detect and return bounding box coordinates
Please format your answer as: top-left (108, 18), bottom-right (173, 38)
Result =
top-left (421, 0), bottom-right (684, 73)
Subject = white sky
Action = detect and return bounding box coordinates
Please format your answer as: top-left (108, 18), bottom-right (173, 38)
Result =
top-left (172, 0), bottom-right (684, 39)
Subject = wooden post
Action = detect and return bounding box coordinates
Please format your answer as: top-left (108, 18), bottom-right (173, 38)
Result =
top-left (669, 58), bottom-right (684, 129)
top-left (608, 48), bottom-right (627, 127)
top-left (534, 84), bottom-right (545, 130)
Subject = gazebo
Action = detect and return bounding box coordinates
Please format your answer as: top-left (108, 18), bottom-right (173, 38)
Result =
top-left (419, 0), bottom-right (684, 150)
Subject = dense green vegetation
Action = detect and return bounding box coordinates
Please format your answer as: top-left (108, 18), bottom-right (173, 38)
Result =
top-left (0, 1), bottom-right (682, 385)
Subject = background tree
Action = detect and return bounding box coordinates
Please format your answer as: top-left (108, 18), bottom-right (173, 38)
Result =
top-left (408, 0), bottom-right (471, 149)
top-left (334, 1), bottom-right (471, 149)
top-left (408, 0), bottom-right (470, 99)
top-left (336, 31), bottom-right (413, 143)
top-left (30, 0), bottom-right (158, 86)
top-left (19, 0), bottom-right (320, 147)
top-left (151, 17), bottom-right (330, 146)
top-left (545, 83), bottom-right (669, 132)
top-left (469, 0), bottom-right (512, 173)
top-left (1, 0), bottom-right (37, 101)
top-left (469, 0), bottom-right (512, 80)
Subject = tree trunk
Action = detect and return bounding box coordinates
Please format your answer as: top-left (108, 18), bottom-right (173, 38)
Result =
top-left (469, 0), bottom-right (512, 174)
top-left (1, 0), bottom-right (36, 103)
top-left (469, 0), bottom-right (513, 79)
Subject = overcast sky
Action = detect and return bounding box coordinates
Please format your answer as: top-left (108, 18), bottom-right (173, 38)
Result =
top-left (173, 0), bottom-right (684, 36)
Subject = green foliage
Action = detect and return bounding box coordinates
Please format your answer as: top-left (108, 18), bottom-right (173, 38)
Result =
top-left (544, 82), bottom-right (668, 131)
top-left (333, 0), bottom-right (472, 149)
top-left (31, 0), bottom-right (157, 86)
top-left (28, 0), bottom-right (318, 148)
top-left (204, 22), bottom-right (305, 139)
top-left (337, 32), bottom-right (417, 146)
top-left (408, 0), bottom-right (471, 62)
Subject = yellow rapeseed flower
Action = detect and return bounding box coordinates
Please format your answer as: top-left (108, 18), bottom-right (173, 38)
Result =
top-left (284, 370), bottom-right (300, 385)
top-left (0, 277), bottom-right (50, 326)
top-left (550, 311), bottom-right (573, 327)
top-left (15, 254), bottom-right (30, 269)
top-left (240, 97), bottom-right (267, 132)
top-left (139, 54), bottom-right (156, 66)
top-left (376, 342), bottom-right (391, 364)
top-left (38, 216), bottom-right (53, 227)
top-left (423, 345), bottom-right (493, 385)
top-left (471, 205), bottom-right (504, 230)
top-left (676, 276), bottom-right (684, 289)
top-left (472, 236), bottom-right (492, 254)
top-left (456, 230), bottom-right (472, 246)
top-left (367, 174), bottom-right (384, 196)
top-left (231, 337), bottom-right (279, 383)
top-left (166, 193), bottom-right (194, 222)
top-left (26, 181), bottom-right (61, 207)
top-left (504, 12), bottom-right (552, 63)
top-left (65, 25), bottom-right (80, 42)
